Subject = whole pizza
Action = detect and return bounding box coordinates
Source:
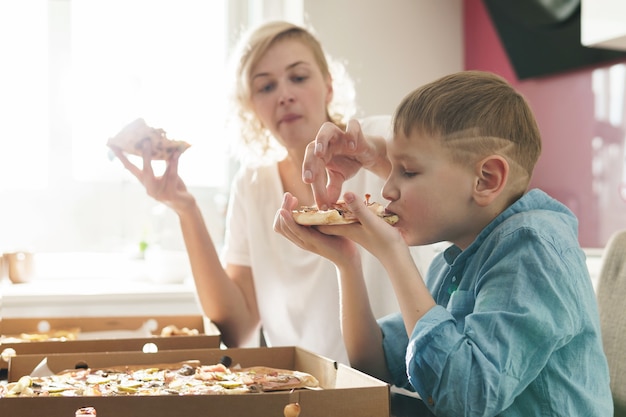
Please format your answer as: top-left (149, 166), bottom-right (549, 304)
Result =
top-left (1, 357), bottom-right (319, 397)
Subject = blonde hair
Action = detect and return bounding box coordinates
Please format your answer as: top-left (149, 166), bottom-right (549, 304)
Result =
top-left (393, 71), bottom-right (542, 192)
top-left (227, 21), bottom-right (356, 162)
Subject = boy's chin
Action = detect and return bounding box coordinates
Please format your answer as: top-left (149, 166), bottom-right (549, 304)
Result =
top-left (405, 232), bottom-right (431, 247)
top-left (401, 231), bottom-right (419, 246)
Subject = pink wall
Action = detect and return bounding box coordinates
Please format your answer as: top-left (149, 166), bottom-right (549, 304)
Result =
top-left (464, 0), bottom-right (626, 247)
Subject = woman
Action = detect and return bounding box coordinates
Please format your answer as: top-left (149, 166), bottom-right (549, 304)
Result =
top-left (109, 21), bottom-right (433, 364)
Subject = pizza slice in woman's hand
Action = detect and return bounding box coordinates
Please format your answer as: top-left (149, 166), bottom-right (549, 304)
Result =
top-left (107, 118), bottom-right (190, 160)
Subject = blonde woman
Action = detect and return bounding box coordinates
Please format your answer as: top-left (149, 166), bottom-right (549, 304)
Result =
top-left (110, 21), bottom-right (434, 364)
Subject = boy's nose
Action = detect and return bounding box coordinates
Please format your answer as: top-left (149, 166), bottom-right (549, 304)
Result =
top-left (382, 179), bottom-right (398, 202)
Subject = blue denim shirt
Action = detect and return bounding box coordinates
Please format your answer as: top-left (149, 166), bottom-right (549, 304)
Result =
top-left (379, 189), bottom-right (613, 416)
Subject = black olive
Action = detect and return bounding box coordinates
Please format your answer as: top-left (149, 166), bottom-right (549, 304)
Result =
top-left (219, 355), bottom-right (232, 367)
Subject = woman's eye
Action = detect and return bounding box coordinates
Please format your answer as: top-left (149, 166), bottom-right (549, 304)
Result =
top-left (402, 170), bottom-right (418, 178)
top-left (291, 74), bottom-right (308, 83)
top-left (256, 82), bottom-right (275, 94)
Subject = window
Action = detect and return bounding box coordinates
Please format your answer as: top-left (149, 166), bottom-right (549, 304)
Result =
top-left (591, 63), bottom-right (626, 239)
top-left (0, 0), bottom-right (304, 253)
top-left (70, 0), bottom-right (229, 186)
top-left (0, 0), bottom-right (49, 190)
top-left (0, 0), bottom-right (232, 252)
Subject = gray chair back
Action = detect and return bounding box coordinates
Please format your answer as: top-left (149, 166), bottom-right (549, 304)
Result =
top-left (596, 229), bottom-right (626, 416)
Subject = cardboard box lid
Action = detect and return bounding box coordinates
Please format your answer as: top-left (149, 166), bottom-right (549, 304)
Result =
top-left (0, 315), bottom-right (221, 368)
top-left (5, 346), bottom-right (390, 417)
top-left (0, 315), bottom-right (215, 334)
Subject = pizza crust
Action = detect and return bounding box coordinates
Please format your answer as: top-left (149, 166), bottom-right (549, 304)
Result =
top-left (292, 208), bottom-right (356, 225)
top-left (107, 118), bottom-right (190, 160)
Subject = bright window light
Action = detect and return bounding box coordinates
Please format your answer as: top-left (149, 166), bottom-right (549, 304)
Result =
top-left (0, 0), bottom-right (49, 189)
top-left (69, 0), bottom-right (229, 187)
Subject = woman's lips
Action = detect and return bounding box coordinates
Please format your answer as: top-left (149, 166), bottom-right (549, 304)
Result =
top-left (279, 113), bottom-right (301, 124)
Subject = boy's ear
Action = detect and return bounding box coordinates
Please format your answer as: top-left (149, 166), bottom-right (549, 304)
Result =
top-left (473, 155), bottom-right (509, 206)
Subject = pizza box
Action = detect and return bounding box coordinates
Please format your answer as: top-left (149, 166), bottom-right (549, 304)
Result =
top-left (4, 346), bottom-right (390, 417)
top-left (0, 315), bottom-right (221, 370)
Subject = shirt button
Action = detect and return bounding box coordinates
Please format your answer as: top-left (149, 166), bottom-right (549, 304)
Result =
top-left (427, 396), bottom-right (435, 406)
top-left (452, 277), bottom-right (457, 282)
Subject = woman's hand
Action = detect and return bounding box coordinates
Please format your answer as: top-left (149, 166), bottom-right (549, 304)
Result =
top-left (303, 120), bottom-right (391, 210)
top-left (273, 192), bottom-right (360, 267)
top-left (108, 140), bottom-right (195, 213)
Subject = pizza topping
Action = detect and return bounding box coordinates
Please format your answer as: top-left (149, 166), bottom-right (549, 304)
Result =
top-left (219, 355), bottom-right (233, 367)
top-left (177, 364), bottom-right (196, 376)
top-left (0, 328), bottom-right (81, 344)
top-left (160, 325), bottom-right (199, 337)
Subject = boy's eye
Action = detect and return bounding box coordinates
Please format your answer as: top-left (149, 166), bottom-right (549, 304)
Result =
top-left (402, 170), bottom-right (418, 178)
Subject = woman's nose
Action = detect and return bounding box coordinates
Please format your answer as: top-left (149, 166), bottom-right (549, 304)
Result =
top-left (278, 85), bottom-right (295, 105)
top-left (279, 95), bottom-right (295, 105)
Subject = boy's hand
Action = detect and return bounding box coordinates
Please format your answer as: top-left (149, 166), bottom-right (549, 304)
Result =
top-left (316, 192), bottom-right (405, 261)
top-left (273, 193), bottom-right (360, 266)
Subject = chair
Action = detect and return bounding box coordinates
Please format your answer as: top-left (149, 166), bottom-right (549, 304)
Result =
top-left (596, 229), bottom-right (626, 416)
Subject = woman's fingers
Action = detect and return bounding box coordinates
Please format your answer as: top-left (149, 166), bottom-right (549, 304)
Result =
top-left (109, 146), bottom-right (143, 180)
top-left (141, 139), bottom-right (155, 179)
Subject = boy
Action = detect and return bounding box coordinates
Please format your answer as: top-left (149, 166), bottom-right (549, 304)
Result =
top-left (274, 71), bottom-right (613, 416)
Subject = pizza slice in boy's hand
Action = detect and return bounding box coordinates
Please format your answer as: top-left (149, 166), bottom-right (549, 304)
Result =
top-left (292, 194), bottom-right (398, 226)
top-left (107, 118), bottom-right (191, 160)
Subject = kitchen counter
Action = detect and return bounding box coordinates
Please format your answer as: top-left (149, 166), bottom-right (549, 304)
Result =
top-left (0, 278), bottom-right (202, 318)
top-left (0, 251), bottom-right (202, 318)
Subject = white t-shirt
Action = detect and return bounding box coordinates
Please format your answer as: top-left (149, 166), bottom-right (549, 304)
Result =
top-left (220, 115), bottom-right (439, 364)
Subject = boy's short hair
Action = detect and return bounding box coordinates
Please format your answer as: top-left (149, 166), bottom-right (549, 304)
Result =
top-left (393, 71), bottom-right (542, 190)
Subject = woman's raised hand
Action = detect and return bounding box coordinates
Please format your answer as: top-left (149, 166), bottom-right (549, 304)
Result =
top-left (109, 140), bottom-right (194, 212)
top-left (303, 119), bottom-right (390, 209)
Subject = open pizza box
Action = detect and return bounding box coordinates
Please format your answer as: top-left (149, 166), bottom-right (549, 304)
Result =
top-left (5, 346), bottom-right (390, 417)
top-left (0, 315), bottom-right (221, 370)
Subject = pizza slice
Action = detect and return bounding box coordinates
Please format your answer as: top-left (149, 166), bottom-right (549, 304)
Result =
top-left (107, 118), bottom-right (190, 160)
top-left (238, 366), bottom-right (320, 391)
top-left (0, 328), bottom-right (80, 343)
top-left (292, 194), bottom-right (399, 226)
